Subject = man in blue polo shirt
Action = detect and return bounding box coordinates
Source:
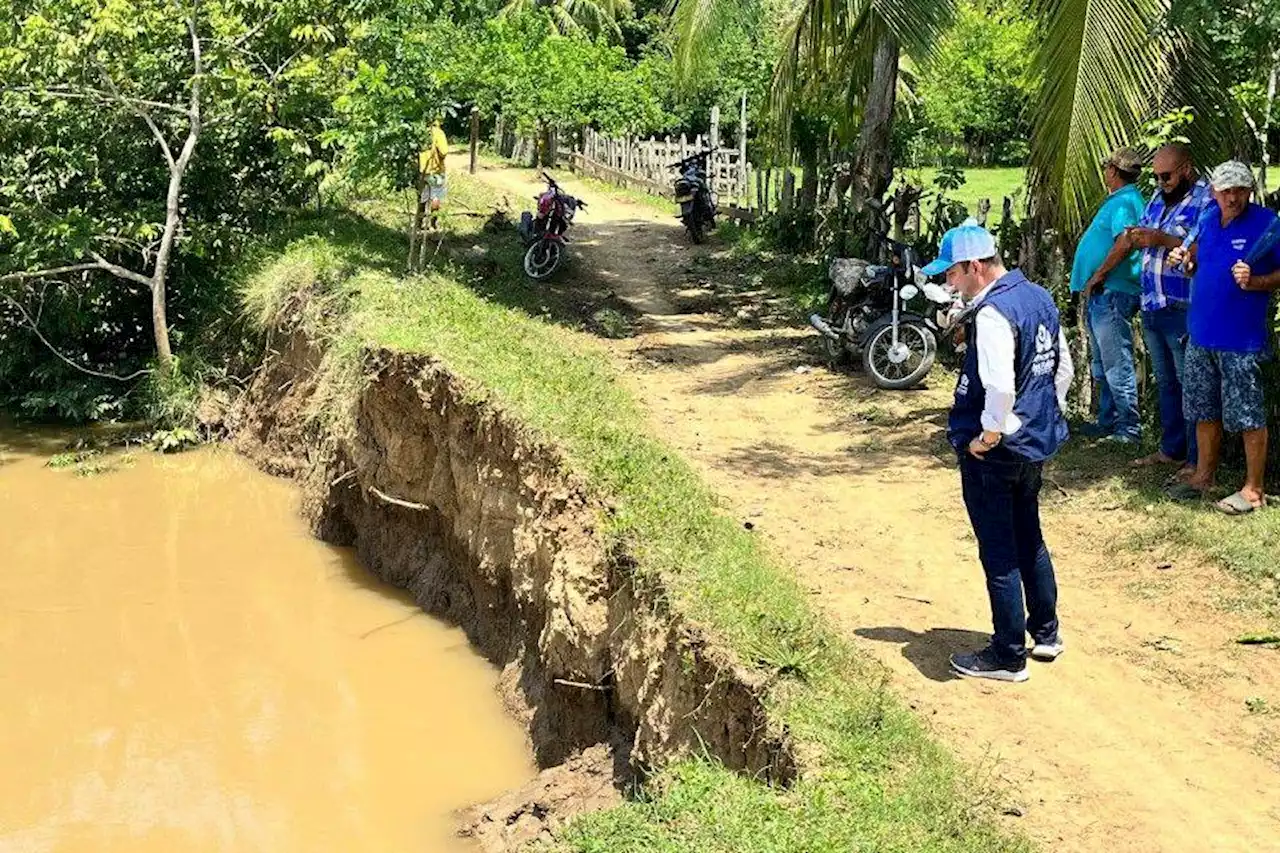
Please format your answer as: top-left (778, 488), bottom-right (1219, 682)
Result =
top-left (1071, 147), bottom-right (1147, 444)
top-left (1168, 161), bottom-right (1280, 515)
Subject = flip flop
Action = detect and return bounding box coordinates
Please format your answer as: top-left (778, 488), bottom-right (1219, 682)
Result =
top-left (1215, 491), bottom-right (1266, 516)
top-left (1165, 482), bottom-right (1207, 501)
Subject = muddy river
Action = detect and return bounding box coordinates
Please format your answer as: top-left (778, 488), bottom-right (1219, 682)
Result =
top-left (0, 431), bottom-right (534, 851)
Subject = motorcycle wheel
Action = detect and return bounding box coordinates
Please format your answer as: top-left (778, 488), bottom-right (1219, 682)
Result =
top-left (861, 319), bottom-right (937, 390)
top-left (523, 240), bottom-right (563, 280)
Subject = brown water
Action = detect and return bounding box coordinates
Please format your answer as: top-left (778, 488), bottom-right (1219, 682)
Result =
top-left (0, 431), bottom-right (535, 852)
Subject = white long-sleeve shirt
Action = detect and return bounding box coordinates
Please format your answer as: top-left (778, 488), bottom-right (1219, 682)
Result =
top-left (971, 280), bottom-right (1075, 436)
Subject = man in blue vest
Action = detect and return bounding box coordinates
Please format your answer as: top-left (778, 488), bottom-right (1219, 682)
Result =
top-left (922, 220), bottom-right (1075, 683)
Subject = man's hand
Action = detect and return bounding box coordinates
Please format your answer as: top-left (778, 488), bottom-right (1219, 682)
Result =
top-left (968, 431), bottom-right (1001, 459)
top-left (1168, 245), bottom-right (1189, 268)
top-left (1233, 260), bottom-right (1252, 288)
top-left (1083, 274), bottom-right (1103, 300)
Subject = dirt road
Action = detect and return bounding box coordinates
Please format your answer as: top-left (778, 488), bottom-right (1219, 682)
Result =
top-left (467, 160), bottom-right (1280, 853)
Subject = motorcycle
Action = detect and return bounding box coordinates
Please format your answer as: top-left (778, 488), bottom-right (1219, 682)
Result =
top-left (518, 172), bottom-right (586, 280)
top-left (669, 150), bottom-right (718, 243)
top-left (808, 231), bottom-right (968, 390)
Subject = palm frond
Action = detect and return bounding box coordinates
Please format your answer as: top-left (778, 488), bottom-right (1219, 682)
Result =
top-left (669, 0), bottom-right (748, 84)
top-left (768, 0), bottom-right (953, 152)
top-left (499, 0), bottom-right (630, 40)
top-left (1025, 0), bottom-right (1230, 233)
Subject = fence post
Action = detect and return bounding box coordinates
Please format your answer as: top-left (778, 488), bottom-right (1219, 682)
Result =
top-left (469, 107), bottom-right (479, 175)
top-left (781, 170), bottom-right (795, 214)
top-left (709, 106), bottom-right (720, 194)
top-left (976, 197), bottom-right (990, 226)
top-left (738, 92), bottom-right (748, 205)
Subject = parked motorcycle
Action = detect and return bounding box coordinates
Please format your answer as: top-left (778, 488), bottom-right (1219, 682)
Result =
top-left (808, 232), bottom-right (968, 390)
top-left (669, 150), bottom-right (718, 243)
top-left (518, 172), bottom-right (586, 280)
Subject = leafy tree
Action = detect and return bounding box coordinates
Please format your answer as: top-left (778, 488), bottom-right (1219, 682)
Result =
top-left (0, 0), bottom-right (349, 413)
top-left (912, 0), bottom-right (1037, 166)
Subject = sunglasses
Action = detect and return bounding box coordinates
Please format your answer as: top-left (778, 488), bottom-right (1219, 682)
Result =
top-left (1155, 164), bottom-right (1188, 182)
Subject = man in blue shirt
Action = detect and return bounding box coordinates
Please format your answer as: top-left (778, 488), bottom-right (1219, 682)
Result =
top-left (1070, 147), bottom-right (1147, 443)
top-left (1125, 144), bottom-right (1212, 474)
top-left (1168, 161), bottom-right (1280, 514)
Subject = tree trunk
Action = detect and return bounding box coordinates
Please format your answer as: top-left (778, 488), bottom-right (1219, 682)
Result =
top-left (850, 33), bottom-right (900, 210)
top-left (799, 147), bottom-right (819, 213)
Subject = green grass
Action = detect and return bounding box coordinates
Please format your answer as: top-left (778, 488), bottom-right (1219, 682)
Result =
top-left (240, 170), bottom-right (1032, 853)
top-left (1053, 438), bottom-right (1280, 625)
top-left (749, 166), bottom-right (1026, 222)
top-left (897, 167), bottom-right (1026, 217)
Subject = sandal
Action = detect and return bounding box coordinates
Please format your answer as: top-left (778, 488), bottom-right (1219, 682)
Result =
top-left (1215, 491), bottom-right (1266, 516)
top-left (1165, 482), bottom-right (1207, 501)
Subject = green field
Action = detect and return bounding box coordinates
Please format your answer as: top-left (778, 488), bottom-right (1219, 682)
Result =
top-left (747, 166), bottom-right (1026, 220)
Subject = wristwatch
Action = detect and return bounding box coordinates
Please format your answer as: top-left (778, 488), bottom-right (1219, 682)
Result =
top-left (977, 432), bottom-right (1001, 449)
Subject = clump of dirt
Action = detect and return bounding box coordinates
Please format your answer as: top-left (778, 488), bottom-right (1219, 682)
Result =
top-left (232, 336), bottom-right (795, 847)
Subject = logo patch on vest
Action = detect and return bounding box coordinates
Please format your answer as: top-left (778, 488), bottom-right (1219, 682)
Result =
top-left (956, 374), bottom-right (969, 397)
top-left (1032, 324), bottom-right (1056, 376)
top-left (1232, 238), bottom-right (1248, 251)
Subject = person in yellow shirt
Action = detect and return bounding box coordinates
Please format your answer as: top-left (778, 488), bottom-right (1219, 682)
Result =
top-left (417, 119), bottom-right (449, 231)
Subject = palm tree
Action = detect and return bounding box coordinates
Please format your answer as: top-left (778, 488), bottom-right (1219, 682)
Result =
top-left (676, 0), bottom-right (954, 210)
top-left (1025, 0), bottom-right (1230, 234)
top-left (673, 0), bottom-right (1234, 235)
top-left (500, 0), bottom-right (634, 41)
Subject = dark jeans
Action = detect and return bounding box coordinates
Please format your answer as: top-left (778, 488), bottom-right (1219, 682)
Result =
top-left (959, 455), bottom-right (1059, 665)
top-left (1140, 305), bottom-right (1196, 463)
top-left (1087, 290), bottom-right (1142, 440)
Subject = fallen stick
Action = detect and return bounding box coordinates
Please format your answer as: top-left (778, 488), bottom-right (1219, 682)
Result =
top-left (368, 485), bottom-right (429, 511)
top-left (553, 678), bottom-right (612, 691)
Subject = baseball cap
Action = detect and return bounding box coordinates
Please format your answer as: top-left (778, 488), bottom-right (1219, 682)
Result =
top-left (921, 218), bottom-right (998, 276)
top-left (1209, 160), bottom-right (1256, 191)
top-left (1102, 147), bottom-right (1143, 174)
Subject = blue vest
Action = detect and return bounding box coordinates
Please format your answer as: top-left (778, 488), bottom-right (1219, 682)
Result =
top-left (948, 270), bottom-right (1069, 463)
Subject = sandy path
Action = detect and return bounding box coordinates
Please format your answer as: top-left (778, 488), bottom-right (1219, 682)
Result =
top-left (468, 159), bottom-right (1280, 853)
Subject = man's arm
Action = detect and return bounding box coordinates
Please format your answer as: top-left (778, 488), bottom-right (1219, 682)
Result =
top-left (1054, 328), bottom-right (1075, 413)
top-left (1084, 231), bottom-right (1135, 296)
top-left (973, 306), bottom-right (1019, 450)
top-left (1127, 227), bottom-right (1182, 250)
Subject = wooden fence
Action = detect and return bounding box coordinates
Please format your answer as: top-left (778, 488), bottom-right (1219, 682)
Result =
top-left (570, 101), bottom-right (753, 217)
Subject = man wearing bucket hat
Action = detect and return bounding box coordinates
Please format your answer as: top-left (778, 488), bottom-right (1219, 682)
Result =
top-left (923, 220), bottom-right (1074, 682)
top-left (1167, 160), bottom-right (1280, 515)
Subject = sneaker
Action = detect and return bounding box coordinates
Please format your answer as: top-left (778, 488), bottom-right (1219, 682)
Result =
top-left (1030, 634), bottom-right (1066, 662)
top-left (949, 647), bottom-right (1028, 683)
top-left (1077, 422), bottom-right (1111, 439)
top-left (1102, 433), bottom-right (1140, 446)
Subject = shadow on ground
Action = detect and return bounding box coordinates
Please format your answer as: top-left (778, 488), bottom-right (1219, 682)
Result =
top-left (854, 626), bottom-right (992, 683)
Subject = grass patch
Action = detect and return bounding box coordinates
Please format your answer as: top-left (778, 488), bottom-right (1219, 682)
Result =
top-left (239, 169), bottom-right (1031, 853)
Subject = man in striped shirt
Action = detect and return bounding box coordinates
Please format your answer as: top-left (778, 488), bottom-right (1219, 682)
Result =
top-left (1125, 143), bottom-right (1212, 475)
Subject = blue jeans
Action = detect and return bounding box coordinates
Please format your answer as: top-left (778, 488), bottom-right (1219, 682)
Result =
top-left (1087, 290), bottom-right (1141, 440)
top-left (959, 456), bottom-right (1059, 665)
top-left (1141, 305), bottom-right (1196, 463)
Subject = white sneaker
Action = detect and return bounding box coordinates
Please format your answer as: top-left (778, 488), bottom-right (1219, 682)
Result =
top-left (1030, 635), bottom-right (1065, 662)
